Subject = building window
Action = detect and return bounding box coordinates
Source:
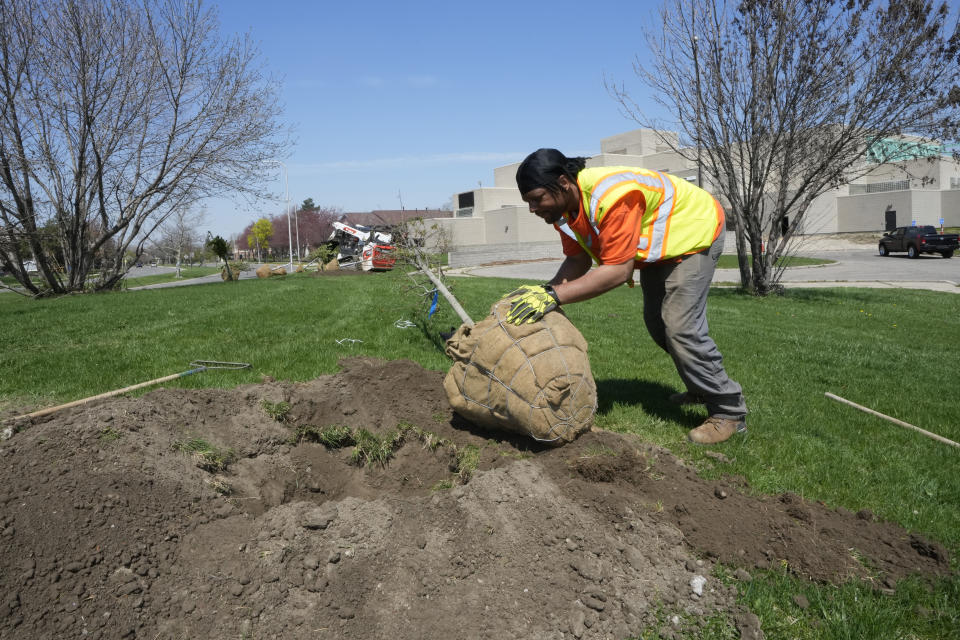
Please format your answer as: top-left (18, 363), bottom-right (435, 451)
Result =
top-left (848, 180), bottom-right (910, 195)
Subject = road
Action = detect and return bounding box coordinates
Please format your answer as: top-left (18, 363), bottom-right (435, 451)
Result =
top-left (450, 242), bottom-right (960, 294)
top-left (128, 264), bottom-right (267, 289)
top-left (128, 239), bottom-right (960, 294)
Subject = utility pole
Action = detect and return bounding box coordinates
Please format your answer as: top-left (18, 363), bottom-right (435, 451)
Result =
top-left (294, 203), bottom-right (301, 264)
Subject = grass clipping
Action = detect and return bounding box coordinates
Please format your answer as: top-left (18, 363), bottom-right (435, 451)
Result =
top-left (443, 297), bottom-right (597, 446)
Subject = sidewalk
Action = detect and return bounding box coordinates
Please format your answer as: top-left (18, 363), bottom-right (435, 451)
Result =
top-left (446, 255), bottom-right (960, 294)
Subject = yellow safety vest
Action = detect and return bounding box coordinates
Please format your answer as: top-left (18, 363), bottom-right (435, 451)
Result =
top-left (556, 167), bottom-right (724, 265)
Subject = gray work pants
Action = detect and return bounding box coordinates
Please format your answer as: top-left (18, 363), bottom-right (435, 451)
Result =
top-left (639, 234), bottom-right (747, 420)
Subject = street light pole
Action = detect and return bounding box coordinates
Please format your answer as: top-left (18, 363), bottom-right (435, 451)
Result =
top-left (265, 160), bottom-right (293, 270)
top-left (294, 205), bottom-right (301, 264)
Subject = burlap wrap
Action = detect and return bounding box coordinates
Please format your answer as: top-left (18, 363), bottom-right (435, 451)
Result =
top-left (255, 264), bottom-right (286, 278)
top-left (443, 297), bottom-right (597, 445)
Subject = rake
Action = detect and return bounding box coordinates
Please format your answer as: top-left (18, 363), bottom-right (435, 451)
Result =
top-left (10, 360), bottom-right (251, 422)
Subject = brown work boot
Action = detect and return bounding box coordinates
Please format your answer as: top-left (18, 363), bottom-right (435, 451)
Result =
top-left (669, 391), bottom-right (706, 406)
top-left (687, 416), bottom-right (746, 444)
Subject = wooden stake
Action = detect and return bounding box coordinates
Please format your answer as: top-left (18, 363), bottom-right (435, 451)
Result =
top-left (415, 257), bottom-right (474, 327)
top-left (825, 392), bottom-right (959, 449)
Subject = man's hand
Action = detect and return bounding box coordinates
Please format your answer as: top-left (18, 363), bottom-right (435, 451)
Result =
top-left (503, 283), bottom-right (542, 299)
top-left (504, 284), bottom-right (560, 324)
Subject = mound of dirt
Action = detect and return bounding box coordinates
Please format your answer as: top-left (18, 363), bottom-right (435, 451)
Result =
top-left (0, 358), bottom-right (949, 639)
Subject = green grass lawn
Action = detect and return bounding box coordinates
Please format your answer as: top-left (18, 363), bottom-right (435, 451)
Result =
top-left (1, 270), bottom-right (957, 638)
top-left (1, 274), bottom-right (43, 287)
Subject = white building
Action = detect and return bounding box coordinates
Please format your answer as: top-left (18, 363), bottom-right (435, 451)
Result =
top-left (436, 129), bottom-right (960, 267)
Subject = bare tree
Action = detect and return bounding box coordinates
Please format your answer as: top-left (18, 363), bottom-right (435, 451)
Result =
top-left (0, 0), bottom-right (290, 296)
top-left (391, 217), bottom-right (473, 328)
top-left (609, 0), bottom-right (959, 294)
top-left (149, 207), bottom-right (206, 277)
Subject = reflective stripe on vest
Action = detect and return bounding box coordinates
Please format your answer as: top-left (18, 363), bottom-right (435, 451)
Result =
top-left (556, 221), bottom-right (599, 265)
top-left (586, 169), bottom-right (674, 263)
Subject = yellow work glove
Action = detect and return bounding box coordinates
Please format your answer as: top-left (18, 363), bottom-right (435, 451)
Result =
top-left (503, 283), bottom-right (543, 299)
top-left (504, 284), bottom-right (560, 324)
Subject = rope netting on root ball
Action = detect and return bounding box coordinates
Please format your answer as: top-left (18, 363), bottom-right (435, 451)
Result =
top-left (443, 297), bottom-right (597, 446)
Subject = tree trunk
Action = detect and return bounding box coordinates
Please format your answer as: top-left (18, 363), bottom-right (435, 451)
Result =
top-left (733, 217), bottom-right (752, 293)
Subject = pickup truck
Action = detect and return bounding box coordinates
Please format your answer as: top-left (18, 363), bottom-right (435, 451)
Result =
top-left (878, 226), bottom-right (958, 258)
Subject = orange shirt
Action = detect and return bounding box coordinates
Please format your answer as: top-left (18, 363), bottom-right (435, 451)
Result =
top-left (557, 191), bottom-right (645, 265)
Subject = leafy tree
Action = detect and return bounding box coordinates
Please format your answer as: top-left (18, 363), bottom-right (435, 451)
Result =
top-left (610, 0), bottom-right (959, 294)
top-left (308, 244), bottom-right (339, 271)
top-left (205, 234), bottom-right (233, 281)
top-left (0, 0), bottom-right (289, 296)
top-left (250, 218), bottom-right (274, 262)
top-left (301, 198), bottom-right (317, 211)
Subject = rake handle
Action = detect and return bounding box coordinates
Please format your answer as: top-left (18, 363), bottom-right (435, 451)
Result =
top-left (13, 367), bottom-right (206, 422)
top-left (825, 392), bottom-right (959, 449)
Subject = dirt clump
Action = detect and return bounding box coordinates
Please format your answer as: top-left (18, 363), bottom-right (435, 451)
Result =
top-left (0, 357), bottom-right (949, 639)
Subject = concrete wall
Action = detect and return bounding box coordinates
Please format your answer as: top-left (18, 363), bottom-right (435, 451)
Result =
top-left (447, 241), bottom-right (562, 268)
top-left (475, 187), bottom-right (523, 212)
top-left (912, 159), bottom-right (942, 189)
top-left (941, 190), bottom-right (960, 225)
top-left (494, 163), bottom-right (521, 189)
top-left (940, 159), bottom-right (960, 190)
top-left (453, 186), bottom-right (523, 219)
top-left (639, 150), bottom-right (696, 173)
top-left (836, 191), bottom-right (912, 231)
top-left (438, 201), bottom-right (566, 267)
top-left (802, 189), bottom-right (842, 234)
top-left (910, 190), bottom-right (941, 225)
top-left (437, 216), bottom-right (486, 247)
top-left (436, 203), bottom-right (559, 250)
top-left (479, 204), bottom-right (568, 247)
top-left (586, 153), bottom-right (647, 169)
top-left (600, 129), bottom-right (678, 155)
top-left (482, 207), bottom-right (521, 245)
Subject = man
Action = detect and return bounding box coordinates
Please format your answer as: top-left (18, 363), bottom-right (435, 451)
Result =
top-left (505, 148), bottom-right (747, 444)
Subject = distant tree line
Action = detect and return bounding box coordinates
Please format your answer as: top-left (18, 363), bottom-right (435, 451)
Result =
top-left (235, 199), bottom-right (341, 262)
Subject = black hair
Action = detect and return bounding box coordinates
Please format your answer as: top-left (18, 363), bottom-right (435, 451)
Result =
top-left (515, 149), bottom-right (588, 196)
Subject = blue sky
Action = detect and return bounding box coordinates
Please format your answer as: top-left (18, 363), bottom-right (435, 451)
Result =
top-left (205, 0), bottom-right (666, 237)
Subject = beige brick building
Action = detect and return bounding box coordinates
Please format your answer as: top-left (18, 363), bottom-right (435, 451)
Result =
top-left (436, 129), bottom-right (960, 267)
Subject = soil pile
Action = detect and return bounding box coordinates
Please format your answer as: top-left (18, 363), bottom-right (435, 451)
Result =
top-left (0, 358), bottom-right (949, 639)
